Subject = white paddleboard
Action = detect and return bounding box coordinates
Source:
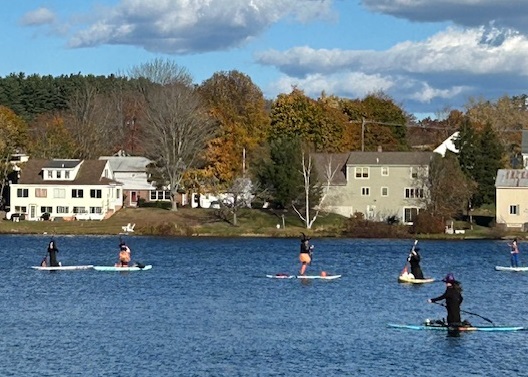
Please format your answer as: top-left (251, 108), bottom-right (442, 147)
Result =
top-left (32, 265), bottom-right (94, 271)
top-left (266, 274), bottom-right (341, 280)
top-left (93, 265), bottom-right (152, 271)
top-left (495, 266), bottom-right (528, 272)
top-left (297, 275), bottom-right (341, 280)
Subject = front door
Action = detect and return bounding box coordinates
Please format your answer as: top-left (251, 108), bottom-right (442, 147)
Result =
top-left (30, 205), bottom-right (36, 220)
top-left (130, 191), bottom-right (137, 206)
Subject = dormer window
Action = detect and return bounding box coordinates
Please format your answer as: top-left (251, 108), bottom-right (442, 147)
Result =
top-left (57, 171), bottom-right (61, 179)
top-left (65, 171), bottom-right (70, 179)
top-left (47, 171), bottom-right (52, 179)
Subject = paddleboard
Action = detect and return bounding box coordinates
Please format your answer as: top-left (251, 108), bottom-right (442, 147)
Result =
top-left (398, 275), bottom-right (435, 284)
top-left (93, 265), bottom-right (152, 271)
top-left (296, 275), bottom-right (341, 280)
top-left (266, 274), bottom-right (341, 280)
top-left (388, 323), bottom-right (524, 332)
top-left (32, 265), bottom-right (94, 271)
top-left (266, 274), bottom-right (295, 279)
top-left (495, 266), bottom-right (528, 272)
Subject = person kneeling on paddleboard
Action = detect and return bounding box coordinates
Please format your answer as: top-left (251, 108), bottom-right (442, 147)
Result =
top-left (116, 241), bottom-right (132, 267)
top-left (428, 273), bottom-right (463, 326)
top-left (299, 233), bottom-right (314, 276)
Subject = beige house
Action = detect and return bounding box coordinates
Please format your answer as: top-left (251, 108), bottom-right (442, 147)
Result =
top-left (9, 159), bottom-right (123, 221)
top-left (315, 151), bottom-right (434, 224)
top-left (495, 169), bottom-right (528, 230)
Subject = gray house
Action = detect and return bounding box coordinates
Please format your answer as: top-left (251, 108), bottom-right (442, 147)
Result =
top-left (315, 151), bottom-right (434, 224)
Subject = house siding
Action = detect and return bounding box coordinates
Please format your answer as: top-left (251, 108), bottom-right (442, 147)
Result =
top-left (495, 169), bottom-right (528, 228)
top-left (10, 159), bottom-right (123, 221)
top-left (318, 152), bottom-right (433, 223)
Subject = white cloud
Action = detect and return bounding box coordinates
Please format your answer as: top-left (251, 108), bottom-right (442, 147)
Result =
top-left (67, 0), bottom-right (335, 53)
top-left (361, 0), bottom-right (528, 33)
top-left (257, 26), bottom-right (528, 110)
top-left (20, 7), bottom-right (56, 26)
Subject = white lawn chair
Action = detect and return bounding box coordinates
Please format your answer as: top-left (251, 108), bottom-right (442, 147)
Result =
top-left (121, 223), bottom-right (135, 233)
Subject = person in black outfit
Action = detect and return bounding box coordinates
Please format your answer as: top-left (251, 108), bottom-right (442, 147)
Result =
top-left (47, 239), bottom-right (60, 267)
top-left (299, 233), bottom-right (313, 275)
top-left (407, 247), bottom-right (424, 279)
top-left (428, 273), bottom-right (463, 326)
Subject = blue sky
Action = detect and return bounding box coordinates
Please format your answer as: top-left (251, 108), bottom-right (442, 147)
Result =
top-left (2, 1), bottom-right (528, 119)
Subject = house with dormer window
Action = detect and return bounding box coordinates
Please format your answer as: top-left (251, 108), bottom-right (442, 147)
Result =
top-left (9, 159), bottom-right (123, 221)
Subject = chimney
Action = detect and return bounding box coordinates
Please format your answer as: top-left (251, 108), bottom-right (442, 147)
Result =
top-left (377, 146), bottom-right (382, 152)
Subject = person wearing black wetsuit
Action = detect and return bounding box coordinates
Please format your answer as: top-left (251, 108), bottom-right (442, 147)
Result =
top-left (429, 273), bottom-right (463, 325)
top-left (47, 239), bottom-right (59, 267)
top-left (299, 233), bottom-right (313, 275)
top-left (408, 247), bottom-right (424, 279)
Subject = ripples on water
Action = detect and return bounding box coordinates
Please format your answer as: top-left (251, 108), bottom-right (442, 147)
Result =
top-left (1, 235), bottom-right (527, 376)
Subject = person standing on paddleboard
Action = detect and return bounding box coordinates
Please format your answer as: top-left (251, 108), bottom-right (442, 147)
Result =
top-left (408, 247), bottom-right (424, 279)
top-left (508, 238), bottom-right (520, 267)
top-left (299, 233), bottom-right (313, 276)
top-left (428, 273), bottom-right (463, 326)
top-left (47, 238), bottom-right (60, 267)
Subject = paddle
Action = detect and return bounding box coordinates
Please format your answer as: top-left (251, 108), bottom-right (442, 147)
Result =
top-left (432, 301), bottom-right (495, 325)
top-left (401, 240), bottom-right (418, 275)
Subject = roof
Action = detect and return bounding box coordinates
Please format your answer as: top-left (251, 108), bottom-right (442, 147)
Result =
top-left (43, 159), bottom-right (82, 169)
top-left (311, 153), bottom-right (349, 185)
top-left (311, 151), bottom-right (433, 185)
top-left (17, 159), bottom-right (121, 186)
top-left (495, 169), bottom-right (528, 187)
top-left (433, 132), bottom-right (459, 157)
top-left (345, 151), bottom-right (434, 166)
top-left (99, 156), bottom-right (152, 172)
top-left (522, 131), bottom-right (528, 154)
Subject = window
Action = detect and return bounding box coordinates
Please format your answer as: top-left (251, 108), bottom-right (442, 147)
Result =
top-left (56, 170), bottom-right (61, 179)
top-left (73, 207), bottom-right (87, 214)
top-left (510, 205), bottom-right (520, 215)
top-left (53, 188), bottom-right (66, 198)
top-left (72, 189), bottom-right (84, 198)
top-left (361, 187), bottom-right (370, 196)
top-left (89, 207), bottom-right (102, 214)
top-left (410, 167), bottom-right (418, 179)
top-left (404, 207), bottom-right (419, 223)
top-left (381, 187), bottom-right (388, 196)
top-left (90, 189), bottom-right (102, 198)
top-left (17, 188), bottom-right (29, 198)
top-left (116, 189), bottom-right (120, 198)
top-left (405, 188), bottom-right (424, 199)
top-left (35, 188), bottom-right (47, 198)
top-left (14, 206), bottom-right (27, 213)
top-left (381, 167), bottom-right (389, 176)
top-left (40, 206), bottom-right (52, 214)
top-left (65, 171), bottom-right (70, 179)
top-left (355, 167), bottom-right (369, 179)
top-left (150, 190), bottom-right (171, 200)
top-left (56, 206), bottom-right (69, 214)
top-left (47, 171), bottom-right (53, 179)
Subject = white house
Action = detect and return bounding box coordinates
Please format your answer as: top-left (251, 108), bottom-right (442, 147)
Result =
top-left (9, 159), bottom-right (123, 221)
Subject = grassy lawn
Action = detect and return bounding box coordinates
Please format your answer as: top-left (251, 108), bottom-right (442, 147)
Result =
top-left (0, 206), bottom-right (515, 239)
top-left (0, 207), bottom-right (349, 237)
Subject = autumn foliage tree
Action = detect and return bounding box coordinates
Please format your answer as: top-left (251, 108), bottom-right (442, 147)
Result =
top-left (198, 70), bottom-right (270, 185)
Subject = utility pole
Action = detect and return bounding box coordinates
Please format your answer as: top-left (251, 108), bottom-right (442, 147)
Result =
top-left (350, 118), bottom-right (409, 152)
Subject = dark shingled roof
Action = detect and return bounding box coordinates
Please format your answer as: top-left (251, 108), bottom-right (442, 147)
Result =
top-left (312, 151), bottom-right (435, 185)
top-left (345, 151), bottom-right (434, 165)
top-left (18, 159), bottom-right (121, 186)
top-left (43, 160), bottom-right (82, 169)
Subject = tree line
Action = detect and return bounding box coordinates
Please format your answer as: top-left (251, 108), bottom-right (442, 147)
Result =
top-left (0, 58), bottom-right (526, 228)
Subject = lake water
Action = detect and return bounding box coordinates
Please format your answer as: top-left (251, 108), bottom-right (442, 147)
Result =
top-left (2, 235), bottom-right (528, 376)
